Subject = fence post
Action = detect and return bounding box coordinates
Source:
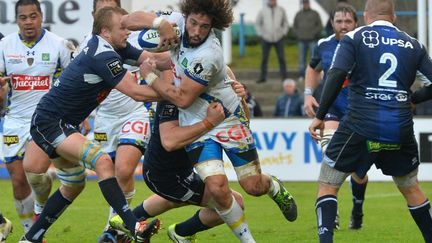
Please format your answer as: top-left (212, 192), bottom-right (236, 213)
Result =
top-left (239, 13), bottom-right (245, 57)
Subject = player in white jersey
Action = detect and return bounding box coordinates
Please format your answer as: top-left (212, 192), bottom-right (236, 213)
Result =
top-left (0, 0), bottom-right (73, 232)
top-left (123, 1), bottom-right (297, 242)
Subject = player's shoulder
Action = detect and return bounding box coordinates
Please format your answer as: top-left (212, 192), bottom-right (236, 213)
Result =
top-left (195, 32), bottom-right (223, 62)
top-left (87, 35), bottom-right (118, 58)
top-left (317, 34), bottom-right (336, 46)
top-left (43, 30), bottom-right (75, 52)
top-left (0, 32), bottom-right (19, 45)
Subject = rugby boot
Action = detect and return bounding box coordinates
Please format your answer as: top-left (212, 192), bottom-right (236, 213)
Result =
top-left (271, 175), bottom-right (298, 222)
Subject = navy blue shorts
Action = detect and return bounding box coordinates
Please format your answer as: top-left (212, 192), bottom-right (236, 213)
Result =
top-left (324, 123), bottom-right (419, 177)
top-left (142, 162), bottom-right (205, 205)
top-left (30, 113), bottom-right (79, 159)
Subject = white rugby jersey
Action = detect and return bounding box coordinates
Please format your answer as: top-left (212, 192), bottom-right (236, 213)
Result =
top-left (163, 12), bottom-right (240, 126)
top-left (77, 32), bottom-right (146, 117)
top-left (0, 30), bottom-right (72, 120)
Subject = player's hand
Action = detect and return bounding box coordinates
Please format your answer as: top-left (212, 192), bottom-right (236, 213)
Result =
top-left (308, 118), bottom-right (324, 143)
top-left (79, 118), bottom-right (91, 136)
top-left (140, 58), bottom-right (156, 77)
top-left (206, 102), bottom-right (225, 127)
top-left (158, 20), bottom-right (179, 50)
top-left (0, 76), bottom-right (11, 87)
top-left (304, 95), bottom-right (319, 118)
top-left (231, 81), bottom-right (246, 99)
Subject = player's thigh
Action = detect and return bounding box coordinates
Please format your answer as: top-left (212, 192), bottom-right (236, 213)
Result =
top-left (93, 114), bottom-right (122, 156)
top-left (324, 123), bottom-right (373, 174)
top-left (23, 140), bottom-right (51, 173)
top-left (143, 166), bottom-right (205, 205)
top-left (376, 138), bottom-right (420, 177)
top-left (2, 117), bottom-right (30, 163)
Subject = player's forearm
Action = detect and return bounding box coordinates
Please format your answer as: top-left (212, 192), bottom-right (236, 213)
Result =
top-left (131, 85), bottom-right (162, 102)
top-left (161, 121), bottom-right (213, 151)
top-left (315, 68), bottom-right (347, 120)
top-left (122, 11), bottom-right (157, 31)
top-left (412, 84), bottom-right (432, 104)
top-left (304, 66), bottom-right (321, 91)
top-left (151, 79), bottom-right (193, 109)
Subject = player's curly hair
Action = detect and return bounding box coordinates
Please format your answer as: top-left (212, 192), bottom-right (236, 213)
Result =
top-left (179, 0), bottom-right (234, 30)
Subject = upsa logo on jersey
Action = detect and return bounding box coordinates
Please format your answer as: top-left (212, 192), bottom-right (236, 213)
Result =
top-left (362, 30), bottom-right (413, 49)
top-left (11, 74), bottom-right (50, 90)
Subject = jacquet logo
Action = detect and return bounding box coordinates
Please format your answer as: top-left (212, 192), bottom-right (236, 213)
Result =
top-left (11, 75), bottom-right (50, 90)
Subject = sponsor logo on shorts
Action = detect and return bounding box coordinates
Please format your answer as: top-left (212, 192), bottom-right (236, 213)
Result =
top-left (94, 132), bottom-right (108, 142)
top-left (216, 124), bottom-right (253, 143)
top-left (121, 121), bottom-right (149, 135)
top-left (3, 135), bottom-right (19, 145)
top-left (11, 74), bottom-right (50, 90)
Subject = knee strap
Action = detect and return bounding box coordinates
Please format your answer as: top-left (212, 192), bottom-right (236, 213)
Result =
top-left (194, 160), bottom-right (225, 181)
top-left (80, 140), bottom-right (104, 170)
top-left (56, 165), bottom-right (87, 187)
top-left (321, 129), bottom-right (336, 153)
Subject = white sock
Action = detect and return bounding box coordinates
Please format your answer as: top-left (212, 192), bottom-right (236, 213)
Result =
top-left (14, 192), bottom-right (35, 232)
top-left (216, 196), bottom-right (256, 243)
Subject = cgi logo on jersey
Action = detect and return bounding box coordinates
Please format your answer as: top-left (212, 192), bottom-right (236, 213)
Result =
top-left (11, 75), bottom-right (50, 90)
top-left (362, 30), bottom-right (413, 49)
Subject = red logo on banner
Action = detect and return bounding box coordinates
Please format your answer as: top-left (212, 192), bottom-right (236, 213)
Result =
top-left (11, 75), bottom-right (50, 90)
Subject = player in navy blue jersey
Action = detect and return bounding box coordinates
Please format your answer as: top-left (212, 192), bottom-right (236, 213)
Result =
top-left (309, 0), bottom-right (432, 242)
top-left (19, 6), bottom-right (178, 243)
top-left (304, 3), bottom-right (367, 230)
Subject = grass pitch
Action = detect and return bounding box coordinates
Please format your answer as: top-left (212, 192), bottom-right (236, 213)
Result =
top-left (1, 179), bottom-right (430, 242)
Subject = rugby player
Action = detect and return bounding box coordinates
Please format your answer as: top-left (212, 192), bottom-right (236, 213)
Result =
top-left (304, 3), bottom-right (367, 230)
top-left (122, 0), bottom-right (297, 241)
top-left (309, 0), bottom-right (432, 241)
top-left (19, 6), bottom-right (178, 243)
top-left (0, 0), bottom-right (73, 232)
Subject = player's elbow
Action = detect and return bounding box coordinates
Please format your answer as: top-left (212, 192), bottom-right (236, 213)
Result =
top-left (161, 139), bottom-right (180, 152)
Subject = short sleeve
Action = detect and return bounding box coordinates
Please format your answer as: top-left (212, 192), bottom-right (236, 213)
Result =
top-left (93, 52), bottom-right (127, 88)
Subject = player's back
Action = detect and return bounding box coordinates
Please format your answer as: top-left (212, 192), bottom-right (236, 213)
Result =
top-left (333, 20), bottom-right (432, 143)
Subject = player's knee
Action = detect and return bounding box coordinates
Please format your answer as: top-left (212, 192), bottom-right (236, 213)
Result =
top-left (240, 175), bottom-right (267, 196)
top-left (195, 160), bottom-right (225, 181)
top-left (115, 164), bottom-right (135, 180)
top-left (393, 168), bottom-right (418, 188)
top-left (79, 140), bottom-right (105, 170)
top-left (56, 165), bottom-right (87, 188)
top-left (318, 162), bottom-right (349, 188)
top-left (26, 172), bottom-right (52, 194)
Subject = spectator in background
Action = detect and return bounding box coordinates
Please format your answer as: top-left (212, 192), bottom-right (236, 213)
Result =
top-left (0, 32), bottom-right (3, 40)
top-left (244, 85), bottom-right (263, 117)
top-left (293, 0), bottom-right (323, 79)
top-left (255, 0), bottom-right (289, 83)
top-left (273, 79), bottom-right (304, 117)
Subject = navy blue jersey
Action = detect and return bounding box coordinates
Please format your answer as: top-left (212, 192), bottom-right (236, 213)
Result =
top-left (144, 101), bottom-right (192, 171)
top-left (310, 34), bottom-right (349, 119)
top-left (35, 35), bottom-right (142, 125)
top-left (332, 20), bottom-right (432, 143)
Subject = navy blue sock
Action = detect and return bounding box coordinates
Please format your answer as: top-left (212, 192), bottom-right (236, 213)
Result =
top-left (99, 178), bottom-right (137, 233)
top-left (350, 176), bottom-right (367, 214)
top-left (25, 189), bottom-right (71, 242)
top-left (316, 195), bottom-right (337, 243)
top-left (409, 200), bottom-right (432, 242)
top-left (133, 203), bottom-right (153, 220)
top-left (176, 210), bottom-right (211, 237)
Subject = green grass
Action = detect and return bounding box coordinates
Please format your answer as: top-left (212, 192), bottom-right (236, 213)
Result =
top-left (1, 180), bottom-right (430, 242)
top-left (230, 44), bottom-right (300, 70)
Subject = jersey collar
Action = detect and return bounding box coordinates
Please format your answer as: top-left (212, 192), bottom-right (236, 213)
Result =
top-left (369, 20), bottom-right (398, 30)
top-left (19, 29), bottom-right (46, 49)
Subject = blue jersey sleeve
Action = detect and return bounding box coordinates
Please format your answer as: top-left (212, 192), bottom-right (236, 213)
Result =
top-left (117, 42), bottom-right (143, 61)
top-left (159, 102), bottom-right (179, 123)
top-left (331, 36), bottom-right (356, 72)
top-left (93, 53), bottom-right (127, 88)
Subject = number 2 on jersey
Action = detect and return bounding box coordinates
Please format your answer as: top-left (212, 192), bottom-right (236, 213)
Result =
top-left (378, 52), bottom-right (397, 88)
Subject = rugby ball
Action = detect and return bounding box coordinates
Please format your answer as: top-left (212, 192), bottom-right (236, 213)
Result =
top-left (137, 26), bottom-right (181, 52)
